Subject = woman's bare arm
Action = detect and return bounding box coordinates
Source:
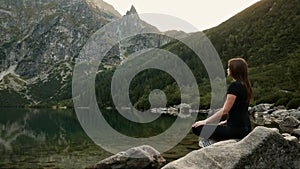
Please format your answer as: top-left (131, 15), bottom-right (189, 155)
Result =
top-left (192, 94), bottom-right (236, 127)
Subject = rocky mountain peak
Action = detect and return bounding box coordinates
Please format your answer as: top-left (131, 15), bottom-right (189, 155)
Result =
top-left (125, 5), bottom-right (138, 15)
top-left (0, 0), bottom-right (171, 107)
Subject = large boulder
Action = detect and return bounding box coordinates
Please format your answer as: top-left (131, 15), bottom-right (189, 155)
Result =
top-left (291, 110), bottom-right (300, 121)
top-left (88, 145), bottom-right (166, 169)
top-left (162, 126), bottom-right (300, 169)
top-left (278, 116), bottom-right (300, 133)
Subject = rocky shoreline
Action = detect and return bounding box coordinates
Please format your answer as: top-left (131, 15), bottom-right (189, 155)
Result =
top-left (249, 104), bottom-right (300, 138)
top-left (87, 104), bottom-right (300, 169)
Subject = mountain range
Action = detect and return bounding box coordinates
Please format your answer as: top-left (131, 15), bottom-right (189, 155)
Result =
top-left (0, 0), bottom-right (299, 109)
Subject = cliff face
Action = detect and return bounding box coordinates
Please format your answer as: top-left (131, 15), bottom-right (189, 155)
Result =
top-left (0, 0), bottom-right (174, 106)
top-left (0, 0), bottom-right (121, 77)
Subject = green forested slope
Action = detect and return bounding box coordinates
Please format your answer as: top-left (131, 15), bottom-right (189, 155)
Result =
top-left (205, 0), bottom-right (299, 65)
top-left (120, 0), bottom-right (300, 109)
top-left (204, 0), bottom-right (300, 107)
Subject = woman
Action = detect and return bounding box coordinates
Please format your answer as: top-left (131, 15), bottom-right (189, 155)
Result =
top-left (192, 58), bottom-right (253, 147)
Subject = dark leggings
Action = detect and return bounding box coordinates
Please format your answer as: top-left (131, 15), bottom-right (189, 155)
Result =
top-left (192, 124), bottom-right (251, 141)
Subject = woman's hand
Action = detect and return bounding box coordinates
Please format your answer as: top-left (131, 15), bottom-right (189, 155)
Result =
top-left (192, 120), bottom-right (207, 128)
top-left (218, 120), bottom-right (227, 126)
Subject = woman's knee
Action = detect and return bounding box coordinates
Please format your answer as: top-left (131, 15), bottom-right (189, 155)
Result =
top-left (192, 126), bottom-right (202, 136)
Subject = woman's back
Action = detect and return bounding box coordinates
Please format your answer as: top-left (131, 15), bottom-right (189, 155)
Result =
top-left (226, 80), bottom-right (250, 127)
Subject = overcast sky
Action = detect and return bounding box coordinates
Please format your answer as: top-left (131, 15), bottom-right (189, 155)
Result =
top-left (103, 0), bottom-right (261, 32)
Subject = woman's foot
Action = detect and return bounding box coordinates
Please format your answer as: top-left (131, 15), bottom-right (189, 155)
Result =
top-left (198, 138), bottom-right (216, 148)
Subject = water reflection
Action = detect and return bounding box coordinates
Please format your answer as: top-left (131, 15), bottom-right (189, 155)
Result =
top-left (0, 108), bottom-right (111, 169)
top-left (0, 108), bottom-right (200, 168)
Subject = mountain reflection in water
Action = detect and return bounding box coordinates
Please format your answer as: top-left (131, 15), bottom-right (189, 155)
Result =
top-left (0, 108), bottom-right (199, 168)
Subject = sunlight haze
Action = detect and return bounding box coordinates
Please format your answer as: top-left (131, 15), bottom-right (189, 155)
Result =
top-left (103, 0), bottom-right (261, 32)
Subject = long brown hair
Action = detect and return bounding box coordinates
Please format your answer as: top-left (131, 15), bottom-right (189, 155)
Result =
top-left (228, 58), bottom-right (253, 103)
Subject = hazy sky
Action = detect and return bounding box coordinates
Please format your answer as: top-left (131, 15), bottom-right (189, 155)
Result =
top-left (103, 0), bottom-right (261, 32)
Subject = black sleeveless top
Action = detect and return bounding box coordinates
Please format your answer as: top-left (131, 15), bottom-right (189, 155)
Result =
top-left (226, 81), bottom-right (250, 127)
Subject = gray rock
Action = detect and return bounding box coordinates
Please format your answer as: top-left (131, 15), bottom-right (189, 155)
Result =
top-left (273, 105), bottom-right (286, 110)
top-left (162, 126), bottom-right (300, 169)
top-left (291, 110), bottom-right (300, 121)
top-left (253, 117), bottom-right (266, 126)
top-left (282, 133), bottom-right (291, 137)
top-left (90, 145), bottom-right (166, 169)
top-left (272, 109), bottom-right (290, 119)
top-left (279, 116), bottom-right (300, 133)
top-left (292, 129), bottom-right (300, 138)
top-left (284, 136), bottom-right (298, 142)
top-left (250, 104), bottom-right (273, 113)
top-left (252, 112), bottom-right (274, 126)
top-left (255, 112), bottom-right (266, 118)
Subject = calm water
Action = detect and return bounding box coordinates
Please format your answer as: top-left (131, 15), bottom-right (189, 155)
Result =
top-left (0, 108), bottom-right (201, 169)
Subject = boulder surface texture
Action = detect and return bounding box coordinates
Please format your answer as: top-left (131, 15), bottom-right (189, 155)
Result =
top-left (162, 126), bottom-right (300, 169)
top-left (89, 145), bottom-right (166, 169)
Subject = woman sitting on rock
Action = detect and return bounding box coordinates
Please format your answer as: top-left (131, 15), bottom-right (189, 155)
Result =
top-left (192, 58), bottom-right (253, 147)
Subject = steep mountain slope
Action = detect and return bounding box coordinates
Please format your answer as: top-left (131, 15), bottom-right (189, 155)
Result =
top-left (0, 1), bottom-right (173, 107)
top-left (0, 0), bottom-right (122, 107)
top-left (0, 0), bottom-right (121, 77)
top-left (125, 0), bottom-right (300, 109)
top-left (203, 0), bottom-right (300, 105)
top-left (205, 0), bottom-right (299, 66)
